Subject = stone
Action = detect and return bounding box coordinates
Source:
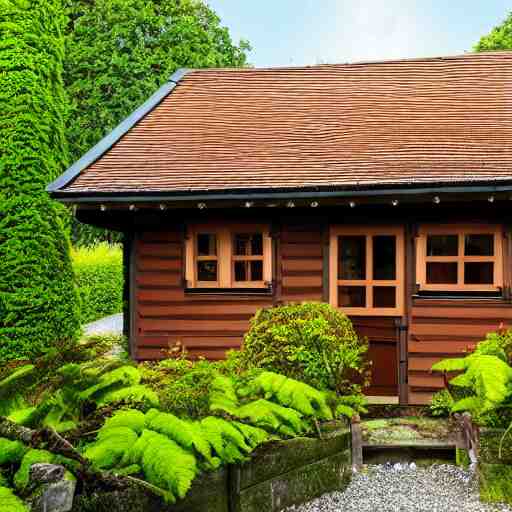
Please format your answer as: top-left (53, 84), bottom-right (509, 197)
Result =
top-left (30, 463), bottom-right (65, 483)
top-left (29, 464), bottom-right (76, 512)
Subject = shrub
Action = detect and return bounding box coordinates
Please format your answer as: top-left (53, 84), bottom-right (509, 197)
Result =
top-left (72, 243), bottom-right (123, 324)
top-left (239, 302), bottom-right (370, 395)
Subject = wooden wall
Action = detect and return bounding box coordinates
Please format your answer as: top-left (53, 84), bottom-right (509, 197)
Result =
top-left (408, 299), bottom-right (512, 404)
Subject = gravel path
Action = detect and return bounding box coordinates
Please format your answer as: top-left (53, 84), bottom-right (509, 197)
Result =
top-left (285, 464), bottom-right (512, 512)
top-left (83, 313), bottom-right (123, 336)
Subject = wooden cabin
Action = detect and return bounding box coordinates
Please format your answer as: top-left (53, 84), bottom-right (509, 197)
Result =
top-left (49, 51), bottom-right (512, 405)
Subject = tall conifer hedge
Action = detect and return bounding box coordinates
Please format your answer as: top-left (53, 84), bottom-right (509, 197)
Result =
top-left (0, 0), bottom-right (81, 362)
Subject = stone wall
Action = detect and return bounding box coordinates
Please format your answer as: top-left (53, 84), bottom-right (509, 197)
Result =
top-left (72, 422), bottom-right (351, 512)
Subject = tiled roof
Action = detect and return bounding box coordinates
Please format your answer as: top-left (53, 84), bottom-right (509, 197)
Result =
top-left (56, 51), bottom-right (512, 195)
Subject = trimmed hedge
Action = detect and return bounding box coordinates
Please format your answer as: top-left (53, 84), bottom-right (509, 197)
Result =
top-left (0, 0), bottom-right (81, 363)
top-left (72, 244), bottom-right (123, 324)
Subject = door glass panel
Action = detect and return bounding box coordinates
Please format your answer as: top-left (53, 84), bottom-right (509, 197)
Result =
top-left (197, 260), bottom-right (217, 281)
top-left (464, 234), bottom-right (494, 256)
top-left (426, 262), bottom-right (458, 284)
top-left (338, 286), bottom-right (366, 307)
top-left (197, 234), bottom-right (216, 256)
top-left (234, 233), bottom-right (263, 256)
top-left (464, 262), bottom-right (494, 284)
top-left (373, 235), bottom-right (396, 280)
top-left (373, 286), bottom-right (396, 308)
top-left (234, 261), bottom-right (246, 281)
top-left (427, 235), bottom-right (458, 256)
top-left (338, 236), bottom-right (366, 280)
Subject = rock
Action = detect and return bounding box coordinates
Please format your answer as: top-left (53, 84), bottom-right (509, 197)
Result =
top-left (30, 463), bottom-right (65, 483)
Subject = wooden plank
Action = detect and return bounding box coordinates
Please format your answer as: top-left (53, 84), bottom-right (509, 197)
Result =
top-left (280, 231), bottom-right (322, 244)
top-left (138, 257), bottom-right (181, 271)
top-left (408, 340), bottom-right (477, 354)
top-left (139, 336), bottom-right (242, 348)
top-left (138, 243), bottom-right (182, 258)
top-left (280, 292), bottom-right (323, 302)
top-left (137, 288), bottom-right (185, 302)
top-left (136, 272), bottom-right (182, 287)
top-left (410, 322), bottom-right (504, 338)
top-left (136, 347), bottom-right (229, 360)
top-left (408, 373), bottom-right (445, 389)
top-left (282, 259), bottom-right (323, 272)
top-left (412, 305), bottom-right (512, 320)
top-left (282, 275), bottom-right (322, 288)
top-left (408, 391), bottom-right (434, 405)
top-left (139, 303), bottom-right (261, 317)
top-left (139, 318), bottom-right (249, 332)
top-left (281, 245), bottom-right (322, 258)
top-left (408, 356), bottom-right (448, 372)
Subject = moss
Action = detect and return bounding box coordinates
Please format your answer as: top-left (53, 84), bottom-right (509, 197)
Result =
top-left (0, 438), bottom-right (27, 465)
top-left (14, 449), bottom-right (54, 490)
top-left (456, 448), bottom-right (471, 468)
top-left (0, 486), bottom-right (28, 512)
top-left (479, 428), bottom-right (512, 465)
top-left (479, 462), bottom-right (512, 505)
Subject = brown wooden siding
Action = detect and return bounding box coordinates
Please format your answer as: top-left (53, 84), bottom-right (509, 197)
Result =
top-left (408, 299), bottom-right (512, 404)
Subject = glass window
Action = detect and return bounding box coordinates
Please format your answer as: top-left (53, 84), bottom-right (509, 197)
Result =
top-left (464, 262), bottom-right (494, 284)
top-left (234, 260), bottom-right (263, 282)
top-left (338, 236), bottom-right (366, 280)
top-left (197, 260), bottom-right (217, 281)
top-left (373, 235), bottom-right (396, 280)
top-left (338, 286), bottom-right (366, 308)
top-left (426, 262), bottom-right (458, 284)
top-left (373, 286), bottom-right (396, 308)
top-left (234, 233), bottom-right (263, 256)
top-left (197, 234), bottom-right (216, 256)
top-left (427, 235), bottom-right (458, 256)
top-left (465, 234), bottom-right (494, 256)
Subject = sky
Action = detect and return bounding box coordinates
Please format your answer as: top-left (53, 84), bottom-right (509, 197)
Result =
top-left (207, 1), bottom-right (511, 68)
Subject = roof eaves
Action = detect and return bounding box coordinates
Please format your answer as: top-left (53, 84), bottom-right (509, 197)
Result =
top-left (47, 68), bottom-right (190, 193)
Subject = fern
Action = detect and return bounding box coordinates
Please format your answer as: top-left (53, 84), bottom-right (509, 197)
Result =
top-left (140, 430), bottom-right (197, 502)
top-left (199, 417), bottom-right (251, 464)
top-left (79, 366), bottom-right (140, 401)
top-left (433, 353), bottom-right (512, 415)
top-left (0, 439), bottom-right (27, 465)
top-left (209, 375), bottom-right (239, 416)
top-left (235, 399), bottom-right (308, 436)
top-left (103, 409), bottom-right (146, 433)
top-left (84, 427), bottom-right (138, 470)
top-left (0, 486), bottom-right (28, 512)
top-left (95, 385), bottom-right (159, 408)
top-left (113, 464), bottom-right (141, 476)
top-left (14, 449), bottom-right (54, 490)
top-left (232, 422), bottom-right (269, 448)
top-left (145, 410), bottom-right (217, 468)
top-left (0, 365), bottom-right (36, 417)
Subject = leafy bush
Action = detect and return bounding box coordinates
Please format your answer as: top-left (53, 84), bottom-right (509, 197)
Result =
top-left (72, 244), bottom-right (123, 324)
top-left (0, 0), bottom-right (81, 364)
top-left (0, 486), bottom-right (27, 512)
top-left (239, 302), bottom-right (370, 395)
top-left (429, 389), bottom-right (455, 417)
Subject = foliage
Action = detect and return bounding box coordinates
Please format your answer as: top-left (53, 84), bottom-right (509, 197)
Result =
top-left (0, 365), bottom-right (36, 417)
top-left (72, 243), bottom-right (123, 323)
top-left (0, 486), bottom-right (27, 512)
top-left (0, 439), bottom-right (27, 466)
top-left (475, 12), bottom-right (512, 52)
top-left (102, 409), bottom-right (146, 433)
top-left (240, 303), bottom-right (370, 396)
top-left (0, 0), bottom-right (81, 363)
top-left (84, 426), bottom-right (138, 469)
top-left (14, 449), bottom-right (54, 490)
top-left (429, 389), bottom-right (455, 417)
top-left (63, 0), bottom-right (251, 245)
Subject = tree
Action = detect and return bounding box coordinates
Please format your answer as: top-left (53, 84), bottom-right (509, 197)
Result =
top-left (0, 0), bottom-right (81, 362)
top-left (475, 12), bottom-right (512, 51)
top-left (64, 0), bottom-right (250, 163)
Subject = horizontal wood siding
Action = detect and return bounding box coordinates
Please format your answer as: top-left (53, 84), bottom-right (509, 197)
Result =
top-left (279, 221), bottom-right (324, 303)
top-left (135, 229), bottom-right (273, 360)
top-left (408, 299), bottom-right (512, 404)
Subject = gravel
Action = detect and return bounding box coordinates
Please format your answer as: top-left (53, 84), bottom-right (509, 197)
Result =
top-left (285, 464), bottom-right (512, 512)
top-left (83, 313), bottom-right (123, 336)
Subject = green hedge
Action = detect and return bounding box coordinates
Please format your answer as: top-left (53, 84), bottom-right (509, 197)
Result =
top-left (72, 244), bottom-right (123, 324)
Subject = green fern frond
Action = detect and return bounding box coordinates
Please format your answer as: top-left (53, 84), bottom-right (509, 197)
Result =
top-left (0, 438), bottom-right (27, 465)
top-left (0, 365), bottom-right (34, 417)
top-left (335, 404), bottom-right (356, 419)
top-left (84, 426), bottom-right (138, 470)
top-left (0, 486), bottom-right (28, 512)
top-left (236, 399), bottom-right (307, 435)
top-left (114, 464), bottom-right (141, 476)
top-left (141, 430), bottom-right (197, 502)
top-left (232, 422), bottom-right (269, 448)
top-left (79, 366), bottom-right (140, 401)
top-left (145, 410), bottom-right (215, 467)
top-left (199, 417), bottom-right (249, 464)
top-left (451, 396), bottom-right (483, 414)
top-left (7, 407), bottom-right (38, 427)
top-left (103, 409), bottom-right (146, 433)
top-left (94, 384), bottom-right (159, 408)
top-left (14, 449), bottom-right (54, 490)
top-left (431, 358), bottom-right (468, 372)
top-left (209, 375), bottom-right (239, 415)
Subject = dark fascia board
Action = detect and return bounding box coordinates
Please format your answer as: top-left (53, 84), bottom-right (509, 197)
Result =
top-left (47, 68), bottom-right (189, 193)
top-left (51, 181), bottom-right (512, 204)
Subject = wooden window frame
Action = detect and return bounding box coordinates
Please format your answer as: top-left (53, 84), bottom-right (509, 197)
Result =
top-left (329, 226), bottom-right (405, 316)
top-left (185, 223), bottom-right (272, 289)
top-left (416, 224), bottom-right (503, 293)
